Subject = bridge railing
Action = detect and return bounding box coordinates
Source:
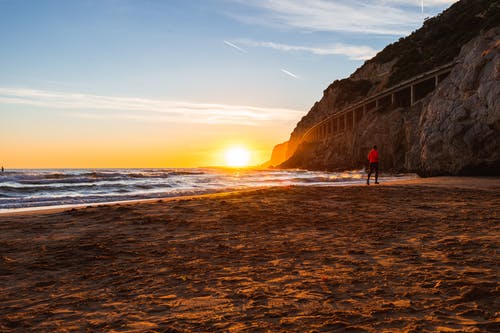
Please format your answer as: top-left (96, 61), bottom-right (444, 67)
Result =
top-left (299, 62), bottom-right (456, 144)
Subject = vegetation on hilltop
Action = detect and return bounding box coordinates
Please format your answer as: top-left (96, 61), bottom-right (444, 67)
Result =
top-left (289, 0), bottom-right (498, 141)
top-left (324, 79), bottom-right (372, 109)
top-left (370, 0), bottom-right (500, 86)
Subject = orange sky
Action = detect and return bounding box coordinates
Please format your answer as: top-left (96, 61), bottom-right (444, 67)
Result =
top-left (0, 109), bottom-right (297, 168)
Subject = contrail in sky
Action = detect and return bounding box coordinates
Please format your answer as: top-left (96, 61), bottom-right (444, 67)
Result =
top-left (281, 69), bottom-right (299, 79)
top-left (223, 40), bottom-right (247, 53)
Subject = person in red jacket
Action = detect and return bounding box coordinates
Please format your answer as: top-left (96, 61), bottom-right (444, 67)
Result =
top-left (367, 145), bottom-right (379, 185)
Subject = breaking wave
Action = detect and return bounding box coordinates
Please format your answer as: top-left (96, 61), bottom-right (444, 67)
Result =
top-left (0, 168), bottom-right (416, 211)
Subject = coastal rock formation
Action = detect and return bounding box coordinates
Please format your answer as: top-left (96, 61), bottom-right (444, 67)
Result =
top-left (418, 29), bottom-right (500, 176)
top-left (263, 141), bottom-right (288, 168)
top-left (269, 0), bottom-right (500, 176)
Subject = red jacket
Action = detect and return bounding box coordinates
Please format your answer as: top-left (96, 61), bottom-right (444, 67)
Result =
top-left (368, 149), bottom-right (379, 163)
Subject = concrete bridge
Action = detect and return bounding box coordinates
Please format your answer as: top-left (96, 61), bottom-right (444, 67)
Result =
top-left (300, 62), bottom-right (456, 143)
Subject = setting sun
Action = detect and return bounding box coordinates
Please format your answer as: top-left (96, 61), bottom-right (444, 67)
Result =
top-left (224, 147), bottom-right (251, 167)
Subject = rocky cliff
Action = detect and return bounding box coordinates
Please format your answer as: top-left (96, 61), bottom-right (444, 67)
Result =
top-left (269, 0), bottom-right (500, 176)
top-left (262, 141), bottom-right (288, 168)
top-left (418, 28), bottom-right (500, 176)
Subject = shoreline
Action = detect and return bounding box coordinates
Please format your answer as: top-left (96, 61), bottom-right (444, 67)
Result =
top-left (0, 167), bottom-right (376, 216)
top-left (0, 184), bottom-right (306, 217)
top-left (1, 176), bottom-right (498, 217)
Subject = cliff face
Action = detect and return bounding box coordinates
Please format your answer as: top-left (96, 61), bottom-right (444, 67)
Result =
top-left (281, 97), bottom-right (425, 172)
top-left (263, 141), bottom-right (288, 168)
top-left (418, 29), bottom-right (500, 175)
top-left (271, 0), bottom-right (500, 176)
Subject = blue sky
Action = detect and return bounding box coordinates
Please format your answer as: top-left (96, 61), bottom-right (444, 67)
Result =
top-left (0, 0), bottom-right (456, 167)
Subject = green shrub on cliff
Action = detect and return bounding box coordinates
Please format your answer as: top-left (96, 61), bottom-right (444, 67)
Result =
top-left (324, 79), bottom-right (372, 109)
top-left (370, 0), bottom-right (500, 86)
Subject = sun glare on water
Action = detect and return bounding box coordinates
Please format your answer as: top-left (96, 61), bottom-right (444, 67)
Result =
top-left (224, 147), bottom-right (251, 167)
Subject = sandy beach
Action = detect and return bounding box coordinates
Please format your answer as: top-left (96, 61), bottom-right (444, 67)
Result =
top-left (0, 177), bottom-right (499, 332)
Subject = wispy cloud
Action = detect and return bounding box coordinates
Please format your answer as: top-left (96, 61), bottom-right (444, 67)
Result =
top-left (228, 0), bottom-right (456, 35)
top-left (223, 40), bottom-right (247, 53)
top-left (0, 87), bottom-right (303, 126)
top-left (281, 69), bottom-right (299, 79)
top-left (381, 0), bottom-right (456, 6)
top-left (237, 39), bottom-right (377, 60)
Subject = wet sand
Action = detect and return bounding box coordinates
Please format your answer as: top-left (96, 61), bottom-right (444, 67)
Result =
top-left (1, 177), bottom-right (499, 332)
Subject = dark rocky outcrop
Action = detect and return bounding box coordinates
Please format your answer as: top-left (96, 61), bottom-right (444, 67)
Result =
top-left (268, 0), bottom-right (500, 176)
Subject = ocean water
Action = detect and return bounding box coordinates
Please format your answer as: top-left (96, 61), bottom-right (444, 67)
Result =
top-left (0, 168), bottom-right (415, 212)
